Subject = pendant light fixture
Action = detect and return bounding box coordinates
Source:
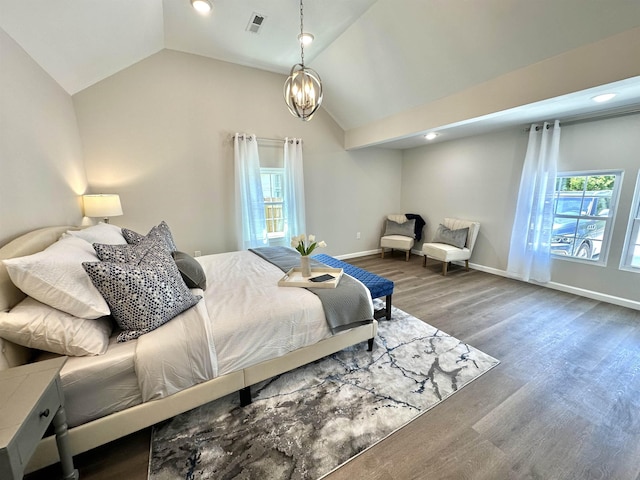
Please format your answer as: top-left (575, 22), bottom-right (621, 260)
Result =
top-left (283, 0), bottom-right (323, 121)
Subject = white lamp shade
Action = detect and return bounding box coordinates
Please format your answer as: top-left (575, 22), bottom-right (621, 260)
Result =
top-left (83, 194), bottom-right (123, 218)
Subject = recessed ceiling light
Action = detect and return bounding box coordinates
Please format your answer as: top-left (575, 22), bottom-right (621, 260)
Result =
top-left (592, 93), bottom-right (617, 103)
top-left (298, 33), bottom-right (314, 46)
top-left (191, 0), bottom-right (212, 14)
top-left (424, 132), bottom-right (438, 141)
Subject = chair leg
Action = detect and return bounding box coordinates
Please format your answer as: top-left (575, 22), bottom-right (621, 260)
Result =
top-left (422, 255), bottom-right (427, 267)
top-left (381, 248), bottom-right (385, 259)
top-left (465, 260), bottom-right (469, 271)
top-left (405, 250), bottom-right (410, 261)
top-left (442, 262), bottom-right (448, 276)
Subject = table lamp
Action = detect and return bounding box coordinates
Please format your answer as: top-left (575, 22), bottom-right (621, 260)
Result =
top-left (82, 194), bottom-right (123, 224)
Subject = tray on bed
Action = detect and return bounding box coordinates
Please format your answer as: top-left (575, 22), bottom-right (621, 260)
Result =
top-left (278, 267), bottom-right (343, 288)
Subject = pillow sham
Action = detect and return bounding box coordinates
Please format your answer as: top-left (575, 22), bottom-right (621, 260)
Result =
top-left (2, 235), bottom-right (111, 319)
top-left (432, 224), bottom-right (469, 249)
top-left (66, 222), bottom-right (127, 245)
top-left (83, 239), bottom-right (201, 342)
top-left (0, 297), bottom-right (112, 356)
top-left (172, 251), bottom-right (207, 290)
top-left (122, 221), bottom-right (177, 252)
top-left (383, 218), bottom-right (416, 238)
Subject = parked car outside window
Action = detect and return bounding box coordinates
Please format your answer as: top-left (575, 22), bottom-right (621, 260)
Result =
top-left (551, 191), bottom-right (610, 259)
top-left (551, 172), bottom-right (622, 265)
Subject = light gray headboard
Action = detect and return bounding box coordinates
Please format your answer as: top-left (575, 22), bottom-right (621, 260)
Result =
top-left (0, 226), bottom-right (74, 369)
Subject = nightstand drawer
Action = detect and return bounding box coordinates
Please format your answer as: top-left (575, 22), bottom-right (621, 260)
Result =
top-left (15, 380), bottom-right (62, 470)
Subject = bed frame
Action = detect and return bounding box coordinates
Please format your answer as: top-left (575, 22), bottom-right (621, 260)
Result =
top-left (0, 226), bottom-right (378, 473)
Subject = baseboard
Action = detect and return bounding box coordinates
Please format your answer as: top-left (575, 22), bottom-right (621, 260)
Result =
top-left (331, 251), bottom-right (640, 311)
top-left (469, 262), bottom-right (640, 311)
top-left (336, 249), bottom-right (382, 260)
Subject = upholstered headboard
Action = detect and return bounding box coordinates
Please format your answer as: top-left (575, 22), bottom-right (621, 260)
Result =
top-left (0, 226), bottom-right (74, 369)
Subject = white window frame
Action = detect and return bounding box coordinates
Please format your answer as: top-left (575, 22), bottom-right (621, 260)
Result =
top-left (551, 170), bottom-right (623, 266)
top-left (620, 170), bottom-right (640, 273)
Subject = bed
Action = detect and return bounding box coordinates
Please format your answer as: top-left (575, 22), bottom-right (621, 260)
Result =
top-left (0, 223), bottom-right (377, 473)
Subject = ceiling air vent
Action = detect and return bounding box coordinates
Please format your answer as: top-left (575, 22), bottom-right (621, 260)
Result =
top-left (246, 13), bottom-right (266, 34)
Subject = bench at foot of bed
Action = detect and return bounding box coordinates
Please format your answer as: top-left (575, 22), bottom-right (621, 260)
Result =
top-left (312, 254), bottom-right (394, 320)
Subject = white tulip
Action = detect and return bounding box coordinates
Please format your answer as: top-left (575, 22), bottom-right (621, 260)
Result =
top-left (308, 234), bottom-right (316, 242)
top-left (318, 241), bottom-right (327, 248)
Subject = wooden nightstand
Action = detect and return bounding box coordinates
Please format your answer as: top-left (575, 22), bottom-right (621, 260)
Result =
top-left (0, 357), bottom-right (78, 480)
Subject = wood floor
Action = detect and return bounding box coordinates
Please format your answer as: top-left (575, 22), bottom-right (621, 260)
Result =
top-left (28, 254), bottom-right (640, 480)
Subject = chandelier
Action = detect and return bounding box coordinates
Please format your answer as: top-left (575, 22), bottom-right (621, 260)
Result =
top-left (283, 0), bottom-right (323, 121)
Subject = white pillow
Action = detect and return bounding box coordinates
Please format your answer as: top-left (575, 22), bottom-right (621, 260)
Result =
top-left (2, 235), bottom-right (111, 319)
top-left (0, 297), bottom-right (112, 356)
top-left (66, 222), bottom-right (127, 245)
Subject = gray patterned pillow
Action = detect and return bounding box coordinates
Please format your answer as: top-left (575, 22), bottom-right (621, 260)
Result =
top-left (432, 224), bottom-right (469, 249)
top-left (83, 239), bottom-right (200, 342)
top-left (122, 221), bottom-right (177, 252)
top-left (93, 240), bottom-right (150, 264)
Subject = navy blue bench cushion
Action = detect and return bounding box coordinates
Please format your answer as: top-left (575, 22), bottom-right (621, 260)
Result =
top-left (312, 254), bottom-right (394, 300)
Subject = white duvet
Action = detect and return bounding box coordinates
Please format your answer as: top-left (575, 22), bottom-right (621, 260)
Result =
top-left (134, 250), bottom-right (332, 402)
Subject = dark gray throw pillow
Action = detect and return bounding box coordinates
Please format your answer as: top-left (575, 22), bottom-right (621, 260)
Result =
top-left (432, 224), bottom-right (469, 249)
top-left (383, 218), bottom-right (416, 238)
top-left (83, 238), bottom-right (200, 342)
top-left (172, 251), bottom-right (207, 290)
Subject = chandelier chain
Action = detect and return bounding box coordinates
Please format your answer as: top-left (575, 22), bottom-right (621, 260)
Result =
top-left (299, 0), bottom-right (305, 66)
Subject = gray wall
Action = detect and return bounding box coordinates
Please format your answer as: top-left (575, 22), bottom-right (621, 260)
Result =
top-left (72, 49), bottom-right (402, 257)
top-left (0, 28), bottom-right (86, 245)
top-left (401, 115), bottom-right (640, 304)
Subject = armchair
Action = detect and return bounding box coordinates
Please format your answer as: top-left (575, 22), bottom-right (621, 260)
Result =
top-left (422, 218), bottom-right (480, 275)
top-left (380, 214), bottom-right (425, 261)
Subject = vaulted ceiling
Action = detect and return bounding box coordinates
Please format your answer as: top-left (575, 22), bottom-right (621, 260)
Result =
top-left (2, 0), bottom-right (640, 149)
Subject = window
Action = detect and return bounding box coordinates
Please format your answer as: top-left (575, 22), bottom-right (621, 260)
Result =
top-left (551, 171), bottom-right (622, 264)
top-left (620, 171), bottom-right (640, 272)
top-left (261, 168), bottom-right (284, 239)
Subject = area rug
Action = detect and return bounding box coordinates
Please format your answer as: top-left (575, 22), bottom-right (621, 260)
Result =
top-left (148, 302), bottom-right (499, 480)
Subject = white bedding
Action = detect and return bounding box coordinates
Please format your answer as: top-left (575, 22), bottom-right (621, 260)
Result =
top-left (44, 250), bottom-right (362, 423)
top-left (201, 250), bottom-right (332, 375)
top-left (40, 335), bottom-right (141, 427)
top-left (136, 291), bottom-right (217, 401)
top-left (134, 250), bottom-right (333, 401)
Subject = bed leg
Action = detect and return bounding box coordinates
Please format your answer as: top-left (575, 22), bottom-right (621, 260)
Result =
top-left (239, 386), bottom-right (252, 406)
top-left (385, 294), bottom-right (392, 320)
top-left (368, 338), bottom-right (374, 351)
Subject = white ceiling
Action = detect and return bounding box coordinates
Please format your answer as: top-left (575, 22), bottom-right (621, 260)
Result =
top-left (2, 0), bottom-right (640, 149)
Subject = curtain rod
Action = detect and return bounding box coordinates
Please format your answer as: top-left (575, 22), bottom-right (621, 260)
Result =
top-left (231, 134), bottom-right (301, 144)
top-left (524, 106), bottom-right (640, 132)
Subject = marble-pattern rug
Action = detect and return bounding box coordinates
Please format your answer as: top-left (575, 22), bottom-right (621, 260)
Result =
top-left (148, 303), bottom-right (499, 480)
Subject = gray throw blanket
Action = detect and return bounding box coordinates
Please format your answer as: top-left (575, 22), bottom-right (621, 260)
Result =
top-left (249, 247), bottom-right (373, 334)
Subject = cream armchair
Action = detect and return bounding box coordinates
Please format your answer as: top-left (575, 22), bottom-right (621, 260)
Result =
top-left (422, 218), bottom-right (480, 275)
top-left (380, 214), bottom-right (424, 261)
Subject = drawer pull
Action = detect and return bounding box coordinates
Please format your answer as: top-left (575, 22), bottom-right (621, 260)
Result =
top-left (40, 408), bottom-right (50, 418)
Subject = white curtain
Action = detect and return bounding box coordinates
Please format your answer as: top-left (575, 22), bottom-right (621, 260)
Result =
top-left (234, 133), bottom-right (267, 250)
top-left (507, 120), bottom-right (561, 283)
top-left (283, 137), bottom-right (306, 242)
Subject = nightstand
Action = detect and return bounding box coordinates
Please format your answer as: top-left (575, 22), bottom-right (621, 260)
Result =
top-left (0, 357), bottom-right (78, 480)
